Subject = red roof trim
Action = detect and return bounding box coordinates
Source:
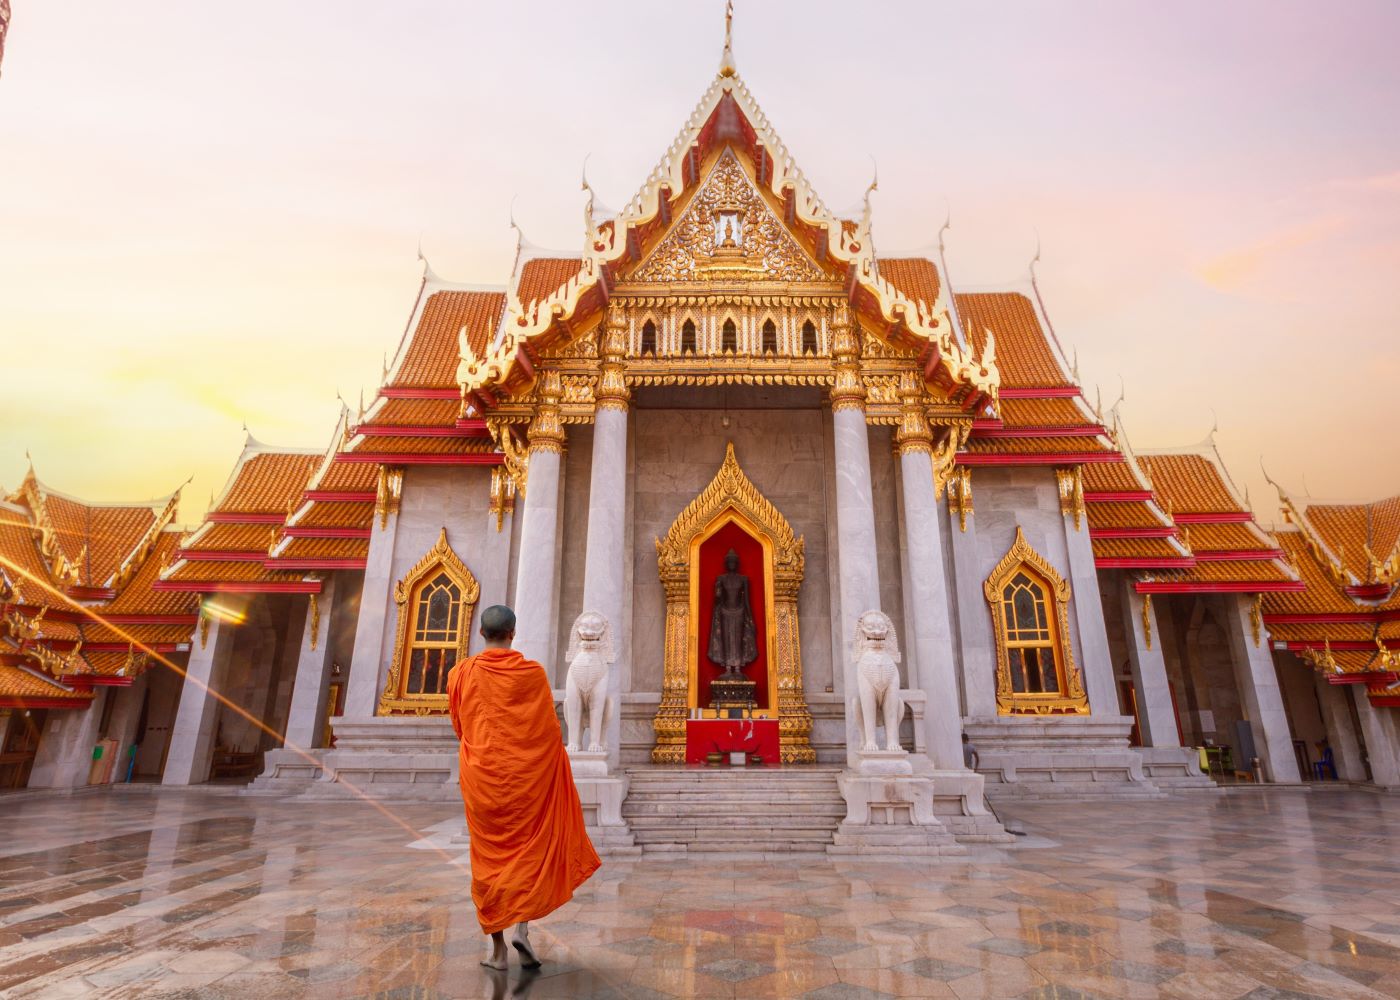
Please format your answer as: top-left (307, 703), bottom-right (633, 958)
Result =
top-left (103, 614), bottom-right (200, 626)
top-left (958, 453), bottom-right (1123, 467)
top-left (151, 580), bottom-right (322, 595)
top-left (1097, 557), bottom-right (1196, 569)
top-left (282, 527), bottom-right (372, 540)
top-left (1345, 583), bottom-right (1392, 600)
top-left (66, 586), bottom-right (117, 601)
top-left (379, 387), bottom-right (460, 399)
top-left (355, 424), bottom-right (489, 439)
top-left (972, 425), bottom-right (1107, 440)
top-left (265, 558), bottom-right (367, 571)
top-left (1172, 512), bottom-right (1254, 524)
top-left (998, 387), bottom-right (1082, 399)
top-left (334, 453), bottom-right (503, 466)
top-left (1085, 490), bottom-right (1155, 503)
top-left (62, 676), bottom-right (134, 689)
top-left (83, 642), bottom-right (184, 653)
top-left (303, 490), bottom-right (376, 503)
top-left (1135, 581), bottom-right (1307, 594)
top-left (0, 697), bottom-right (89, 710)
top-left (207, 512), bottom-right (286, 524)
top-left (1283, 640), bottom-right (1396, 652)
top-left (1266, 611), bottom-right (1400, 625)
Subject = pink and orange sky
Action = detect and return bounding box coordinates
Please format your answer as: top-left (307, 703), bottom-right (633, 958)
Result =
top-left (1, 1), bottom-right (1396, 521)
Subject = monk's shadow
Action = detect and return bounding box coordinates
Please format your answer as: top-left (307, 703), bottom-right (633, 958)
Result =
top-left (484, 966), bottom-right (538, 999)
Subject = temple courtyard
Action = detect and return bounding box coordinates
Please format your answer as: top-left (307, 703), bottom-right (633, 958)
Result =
top-left (0, 788), bottom-right (1398, 999)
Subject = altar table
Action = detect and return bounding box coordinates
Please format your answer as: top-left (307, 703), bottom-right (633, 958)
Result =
top-left (684, 718), bottom-right (780, 765)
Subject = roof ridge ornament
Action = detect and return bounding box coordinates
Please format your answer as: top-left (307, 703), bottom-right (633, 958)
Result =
top-left (720, 0), bottom-right (737, 77)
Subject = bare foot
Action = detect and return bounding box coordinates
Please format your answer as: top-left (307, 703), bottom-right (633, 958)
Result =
top-left (511, 924), bottom-right (542, 968)
top-left (481, 930), bottom-right (510, 970)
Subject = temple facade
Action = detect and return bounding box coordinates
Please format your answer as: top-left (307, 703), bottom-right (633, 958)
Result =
top-left (3, 28), bottom-right (1397, 849)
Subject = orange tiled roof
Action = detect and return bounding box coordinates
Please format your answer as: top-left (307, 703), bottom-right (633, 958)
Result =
top-left (877, 258), bottom-right (941, 306)
top-left (0, 507), bottom-right (49, 591)
top-left (1085, 502), bottom-right (1170, 530)
top-left (1184, 522), bottom-right (1270, 552)
top-left (1082, 461), bottom-right (1150, 494)
top-left (517, 258), bottom-right (584, 308)
top-left (368, 397), bottom-right (461, 427)
top-left (295, 502), bottom-right (375, 530)
top-left (1297, 495), bottom-right (1400, 586)
top-left (392, 290), bottom-right (505, 389)
top-left (1262, 531), bottom-right (1363, 617)
top-left (181, 523), bottom-right (277, 553)
top-left (0, 663), bottom-right (92, 704)
top-left (309, 460), bottom-right (377, 495)
top-left (957, 293), bottom-right (1073, 389)
top-left (163, 559), bottom-right (304, 584)
top-left (348, 436), bottom-right (496, 456)
top-left (217, 451), bottom-right (320, 516)
top-left (274, 537), bottom-right (370, 561)
top-left (997, 397), bottom-right (1094, 428)
top-left (1137, 454), bottom-right (1240, 515)
top-left (103, 534), bottom-right (198, 617)
top-left (1143, 559), bottom-right (1294, 585)
top-left (963, 435), bottom-right (1112, 455)
top-left (1091, 537), bottom-right (1185, 561)
top-left (39, 494), bottom-right (155, 587)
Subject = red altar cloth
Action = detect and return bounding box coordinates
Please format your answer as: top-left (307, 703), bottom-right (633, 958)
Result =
top-left (684, 718), bottom-right (780, 765)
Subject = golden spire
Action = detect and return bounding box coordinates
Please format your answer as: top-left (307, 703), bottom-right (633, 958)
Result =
top-left (719, 0), bottom-right (736, 77)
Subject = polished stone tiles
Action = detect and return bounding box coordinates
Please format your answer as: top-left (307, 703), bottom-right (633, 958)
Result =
top-left (0, 787), bottom-right (1398, 998)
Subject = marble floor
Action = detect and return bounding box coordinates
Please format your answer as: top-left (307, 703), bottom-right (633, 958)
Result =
top-left (0, 786), bottom-right (1399, 999)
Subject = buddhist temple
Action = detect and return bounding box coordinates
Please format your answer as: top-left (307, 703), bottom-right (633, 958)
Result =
top-left (3, 16), bottom-right (1397, 853)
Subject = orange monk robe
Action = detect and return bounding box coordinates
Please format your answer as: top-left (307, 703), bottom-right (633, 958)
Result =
top-left (447, 647), bottom-right (601, 934)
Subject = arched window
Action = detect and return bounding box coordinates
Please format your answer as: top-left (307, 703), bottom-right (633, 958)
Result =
top-left (983, 527), bottom-right (1087, 715)
top-left (379, 528), bottom-right (480, 715)
top-left (681, 318), bottom-right (697, 355)
top-left (721, 318), bottom-right (737, 353)
top-left (761, 319), bottom-right (778, 355)
top-left (640, 319), bottom-right (657, 356)
top-left (801, 319), bottom-right (818, 356)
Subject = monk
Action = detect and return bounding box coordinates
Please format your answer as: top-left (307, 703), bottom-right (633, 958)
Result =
top-left (447, 604), bottom-right (601, 970)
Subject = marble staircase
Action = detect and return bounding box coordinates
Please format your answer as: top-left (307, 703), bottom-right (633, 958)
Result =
top-left (621, 766), bottom-right (846, 854)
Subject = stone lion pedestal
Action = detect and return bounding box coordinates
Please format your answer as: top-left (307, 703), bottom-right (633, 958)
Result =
top-left (829, 752), bottom-right (965, 858)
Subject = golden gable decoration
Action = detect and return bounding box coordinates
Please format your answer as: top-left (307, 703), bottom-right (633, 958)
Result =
top-left (630, 150), bottom-right (826, 284)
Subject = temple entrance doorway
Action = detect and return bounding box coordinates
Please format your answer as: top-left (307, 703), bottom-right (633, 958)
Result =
top-left (650, 444), bottom-right (815, 764)
top-left (0, 709), bottom-right (46, 789)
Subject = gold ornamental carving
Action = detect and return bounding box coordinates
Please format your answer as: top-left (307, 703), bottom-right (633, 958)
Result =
top-left (947, 467), bottom-right (973, 532)
top-left (651, 443), bottom-right (814, 764)
top-left (630, 149), bottom-right (826, 284)
top-left (595, 311), bottom-right (631, 412)
top-left (375, 465), bottom-right (403, 530)
top-left (1141, 593), bottom-right (1153, 650)
top-left (983, 527), bottom-right (1089, 716)
top-left (1056, 467), bottom-right (1085, 531)
top-left (828, 305), bottom-right (866, 413)
top-left (308, 593), bottom-right (321, 652)
top-left (527, 371), bottom-right (567, 454)
top-left (932, 423), bottom-right (972, 501)
top-left (893, 370), bottom-right (932, 456)
top-left (378, 528), bottom-right (480, 717)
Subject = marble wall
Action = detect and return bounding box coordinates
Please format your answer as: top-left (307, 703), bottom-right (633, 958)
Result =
top-left (627, 389), bottom-right (839, 706)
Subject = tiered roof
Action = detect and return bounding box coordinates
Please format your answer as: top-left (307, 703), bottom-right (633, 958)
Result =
top-left (0, 469), bottom-right (195, 709)
top-left (1261, 489), bottom-right (1400, 706)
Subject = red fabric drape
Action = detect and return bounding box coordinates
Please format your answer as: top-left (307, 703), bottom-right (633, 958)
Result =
top-left (696, 520), bottom-right (769, 709)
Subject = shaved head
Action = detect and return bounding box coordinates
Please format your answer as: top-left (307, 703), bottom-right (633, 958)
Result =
top-left (480, 604), bottom-right (517, 641)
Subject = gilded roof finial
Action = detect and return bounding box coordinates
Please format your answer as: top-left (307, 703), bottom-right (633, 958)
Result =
top-left (719, 0), bottom-right (737, 77)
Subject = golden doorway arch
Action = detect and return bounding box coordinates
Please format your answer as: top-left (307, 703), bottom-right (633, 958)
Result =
top-left (651, 443), bottom-right (815, 764)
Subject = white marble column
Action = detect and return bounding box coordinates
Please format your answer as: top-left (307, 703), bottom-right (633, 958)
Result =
top-left (1352, 686), bottom-right (1400, 788)
top-left (163, 616), bottom-right (237, 785)
top-left (1222, 594), bottom-right (1301, 782)
top-left (343, 484), bottom-right (401, 720)
top-left (512, 444), bottom-right (564, 670)
top-left (947, 501), bottom-right (997, 719)
top-left (1314, 674), bottom-right (1366, 781)
top-left (831, 405), bottom-right (881, 765)
top-left (1060, 496), bottom-right (1120, 716)
top-left (581, 403), bottom-right (629, 767)
top-left (897, 446), bottom-right (963, 770)
top-left (105, 674), bottom-right (149, 783)
top-left (1120, 583), bottom-right (1180, 747)
top-left (283, 575), bottom-right (340, 750)
top-left (27, 693), bottom-right (107, 788)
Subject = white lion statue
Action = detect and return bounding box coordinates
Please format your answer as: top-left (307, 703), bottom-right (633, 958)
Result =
top-left (564, 611), bottom-right (614, 754)
top-left (849, 610), bottom-right (905, 753)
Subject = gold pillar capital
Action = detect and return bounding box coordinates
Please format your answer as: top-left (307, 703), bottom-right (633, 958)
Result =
top-left (595, 310), bottom-right (631, 412)
top-left (829, 306), bottom-right (866, 413)
top-left (527, 370), bottom-right (566, 453)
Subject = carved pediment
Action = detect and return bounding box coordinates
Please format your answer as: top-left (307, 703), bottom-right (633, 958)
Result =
top-left (629, 149), bottom-right (827, 284)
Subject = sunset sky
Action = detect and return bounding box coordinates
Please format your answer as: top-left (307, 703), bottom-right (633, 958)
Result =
top-left (1, 1), bottom-right (1396, 521)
